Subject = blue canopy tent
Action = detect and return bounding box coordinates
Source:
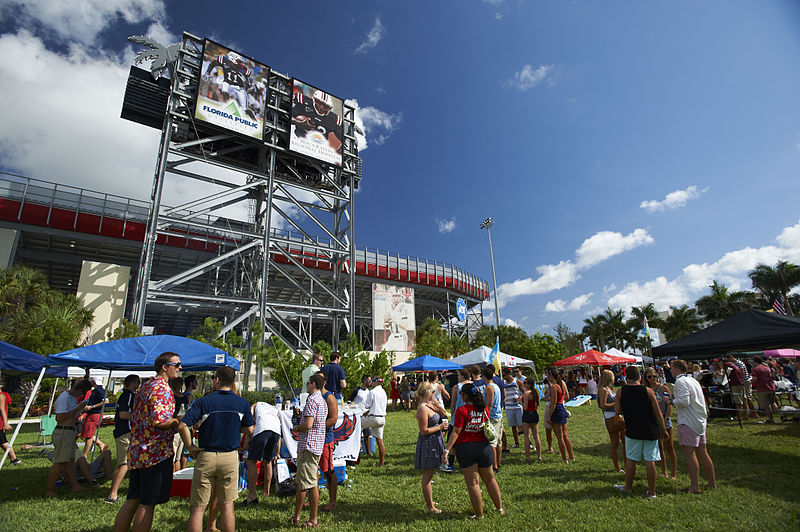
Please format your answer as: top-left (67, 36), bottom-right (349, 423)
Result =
top-left (0, 340), bottom-right (67, 377)
top-left (1, 335), bottom-right (239, 469)
top-left (47, 335), bottom-right (240, 371)
top-left (393, 355), bottom-right (463, 372)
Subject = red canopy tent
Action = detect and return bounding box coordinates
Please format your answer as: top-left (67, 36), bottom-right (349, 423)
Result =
top-left (553, 349), bottom-right (633, 366)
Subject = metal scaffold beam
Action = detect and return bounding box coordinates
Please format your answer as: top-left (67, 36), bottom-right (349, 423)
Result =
top-left (131, 32), bottom-right (359, 366)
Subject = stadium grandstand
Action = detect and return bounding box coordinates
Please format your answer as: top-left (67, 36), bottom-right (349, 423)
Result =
top-left (0, 171), bottom-right (489, 350)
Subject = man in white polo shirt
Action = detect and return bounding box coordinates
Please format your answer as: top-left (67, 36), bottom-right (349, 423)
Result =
top-left (361, 377), bottom-right (388, 466)
top-left (669, 359), bottom-right (716, 494)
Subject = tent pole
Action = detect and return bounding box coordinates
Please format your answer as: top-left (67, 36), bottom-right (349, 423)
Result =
top-left (47, 377), bottom-right (59, 415)
top-left (0, 366), bottom-right (46, 470)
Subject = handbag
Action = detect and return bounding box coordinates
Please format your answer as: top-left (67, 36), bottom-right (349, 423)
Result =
top-left (482, 412), bottom-right (496, 441)
top-left (605, 414), bottom-right (625, 433)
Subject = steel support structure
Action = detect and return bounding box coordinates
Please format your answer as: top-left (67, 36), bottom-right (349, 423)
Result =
top-left (132, 32), bottom-right (359, 360)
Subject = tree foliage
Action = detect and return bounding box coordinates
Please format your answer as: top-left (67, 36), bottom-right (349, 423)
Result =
top-left (0, 266), bottom-right (93, 355)
top-left (107, 318), bottom-right (142, 340)
top-left (470, 324), bottom-right (561, 373)
top-left (188, 317), bottom-right (243, 354)
top-left (414, 318), bottom-right (468, 359)
top-left (748, 261), bottom-right (800, 316)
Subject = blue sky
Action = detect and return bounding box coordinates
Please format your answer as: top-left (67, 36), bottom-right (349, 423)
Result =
top-left (1, 1), bottom-right (800, 337)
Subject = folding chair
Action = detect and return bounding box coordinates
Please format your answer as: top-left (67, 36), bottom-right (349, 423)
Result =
top-left (34, 415), bottom-right (58, 449)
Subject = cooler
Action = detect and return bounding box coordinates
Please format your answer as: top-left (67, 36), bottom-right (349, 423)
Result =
top-left (170, 467), bottom-right (194, 498)
top-left (318, 458), bottom-right (347, 487)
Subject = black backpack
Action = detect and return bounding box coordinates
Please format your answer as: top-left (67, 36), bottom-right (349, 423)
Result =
top-left (276, 477), bottom-right (296, 497)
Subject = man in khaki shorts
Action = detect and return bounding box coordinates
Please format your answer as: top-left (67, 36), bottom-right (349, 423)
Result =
top-left (106, 374), bottom-right (140, 503)
top-left (44, 379), bottom-right (93, 498)
top-left (292, 374), bottom-right (328, 528)
top-left (179, 367), bottom-right (253, 532)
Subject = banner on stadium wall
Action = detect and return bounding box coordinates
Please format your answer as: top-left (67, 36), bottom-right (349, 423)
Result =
top-left (289, 79), bottom-right (344, 167)
top-left (372, 283), bottom-right (416, 352)
top-left (195, 39), bottom-right (269, 139)
top-left (279, 409), bottom-right (361, 462)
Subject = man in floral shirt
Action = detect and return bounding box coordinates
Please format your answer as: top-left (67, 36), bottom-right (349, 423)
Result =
top-left (113, 352), bottom-right (181, 532)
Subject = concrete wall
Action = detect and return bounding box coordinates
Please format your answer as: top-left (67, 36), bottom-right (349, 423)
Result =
top-left (0, 228), bottom-right (19, 268)
top-left (76, 261), bottom-right (131, 345)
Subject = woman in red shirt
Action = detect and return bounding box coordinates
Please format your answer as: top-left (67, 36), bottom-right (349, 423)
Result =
top-left (442, 383), bottom-right (504, 519)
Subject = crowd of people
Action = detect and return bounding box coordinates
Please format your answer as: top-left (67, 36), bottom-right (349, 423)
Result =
top-left (4, 348), bottom-right (797, 528)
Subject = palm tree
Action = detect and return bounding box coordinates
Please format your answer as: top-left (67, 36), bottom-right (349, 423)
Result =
top-left (695, 280), bottom-right (760, 323)
top-left (582, 315), bottom-right (606, 352)
top-left (748, 261), bottom-right (800, 316)
top-left (626, 303), bottom-right (665, 332)
top-left (664, 305), bottom-right (702, 342)
top-left (0, 265), bottom-right (48, 317)
top-left (602, 307), bottom-right (626, 349)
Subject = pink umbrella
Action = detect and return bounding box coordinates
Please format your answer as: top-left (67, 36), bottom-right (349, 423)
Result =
top-left (762, 349), bottom-right (800, 358)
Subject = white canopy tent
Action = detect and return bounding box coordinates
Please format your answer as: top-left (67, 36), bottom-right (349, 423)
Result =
top-left (450, 346), bottom-right (537, 370)
top-left (605, 347), bottom-right (641, 363)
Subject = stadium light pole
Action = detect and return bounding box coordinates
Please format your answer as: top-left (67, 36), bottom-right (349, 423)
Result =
top-left (481, 218), bottom-right (501, 346)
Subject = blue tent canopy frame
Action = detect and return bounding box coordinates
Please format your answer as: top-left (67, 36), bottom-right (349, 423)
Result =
top-left (392, 355), bottom-right (463, 372)
top-left (1, 335), bottom-right (240, 470)
top-left (47, 335), bottom-right (240, 372)
top-left (0, 340), bottom-right (67, 377)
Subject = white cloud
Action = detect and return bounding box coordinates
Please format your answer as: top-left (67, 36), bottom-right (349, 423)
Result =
top-left (575, 229), bottom-right (654, 268)
top-left (606, 219), bottom-right (800, 312)
top-left (506, 64), bottom-right (554, 91)
top-left (495, 227), bottom-right (652, 308)
top-left (7, 0), bottom-right (166, 45)
top-left (0, 30), bottom-right (161, 200)
top-left (354, 16), bottom-right (384, 54)
top-left (436, 218), bottom-right (456, 234)
top-left (495, 12), bottom-right (503, 20)
top-left (504, 318), bottom-right (520, 328)
top-left (640, 185), bottom-right (708, 213)
top-left (544, 293), bottom-right (594, 313)
top-left (144, 20), bottom-right (176, 46)
top-left (497, 261), bottom-right (580, 307)
top-left (346, 98), bottom-right (402, 150)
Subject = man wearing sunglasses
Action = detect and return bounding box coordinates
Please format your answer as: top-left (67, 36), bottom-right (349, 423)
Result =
top-left (113, 352), bottom-right (182, 532)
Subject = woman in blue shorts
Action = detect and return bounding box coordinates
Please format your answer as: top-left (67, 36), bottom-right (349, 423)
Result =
top-left (545, 368), bottom-right (574, 463)
top-left (442, 384), bottom-right (504, 519)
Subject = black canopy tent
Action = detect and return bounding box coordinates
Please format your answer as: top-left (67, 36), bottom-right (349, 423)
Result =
top-left (652, 309), bottom-right (800, 360)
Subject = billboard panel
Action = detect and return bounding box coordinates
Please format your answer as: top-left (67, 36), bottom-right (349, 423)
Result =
top-left (195, 39), bottom-right (268, 139)
top-left (290, 79), bottom-right (344, 166)
top-left (373, 283), bottom-right (416, 352)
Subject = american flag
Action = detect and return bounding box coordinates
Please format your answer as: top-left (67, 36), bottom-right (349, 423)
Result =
top-left (773, 295), bottom-right (786, 315)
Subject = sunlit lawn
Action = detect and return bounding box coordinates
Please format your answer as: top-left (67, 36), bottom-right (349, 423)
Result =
top-left (1, 404), bottom-right (799, 531)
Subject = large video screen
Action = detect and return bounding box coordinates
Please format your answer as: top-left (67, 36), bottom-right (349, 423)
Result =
top-left (195, 39), bottom-right (269, 139)
top-left (373, 283), bottom-right (416, 352)
top-left (290, 79), bottom-right (344, 167)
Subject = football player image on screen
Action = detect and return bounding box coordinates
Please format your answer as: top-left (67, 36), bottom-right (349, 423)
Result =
top-left (204, 51), bottom-right (258, 120)
top-left (290, 83), bottom-right (344, 165)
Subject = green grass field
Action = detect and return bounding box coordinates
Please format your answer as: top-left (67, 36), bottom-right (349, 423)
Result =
top-left (1, 405), bottom-right (798, 531)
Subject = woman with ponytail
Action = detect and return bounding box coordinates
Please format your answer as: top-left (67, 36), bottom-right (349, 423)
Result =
top-left (546, 368), bottom-right (575, 463)
top-left (442, 383), bottom-right (504, 519)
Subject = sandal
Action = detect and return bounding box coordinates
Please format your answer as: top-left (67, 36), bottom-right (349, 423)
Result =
top-left (468, 514), bottom-right (484, 520)
top-left (301, 521), bottom-right (318, 528)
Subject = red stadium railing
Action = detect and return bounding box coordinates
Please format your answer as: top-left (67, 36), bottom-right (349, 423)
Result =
top-left (0, 172), bottom-right (490, 300)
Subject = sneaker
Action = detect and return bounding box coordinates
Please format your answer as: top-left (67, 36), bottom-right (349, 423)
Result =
top-left (613, 484), bottom-right (632, 494)
top-left (10, 458), bottom-right (21, 465)
top-left (511, 443), bottom-right (519, 449)
top-left (104, 496), bottom-right (121, 504)
top-left (645, 491), bottom-right (657, 499)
